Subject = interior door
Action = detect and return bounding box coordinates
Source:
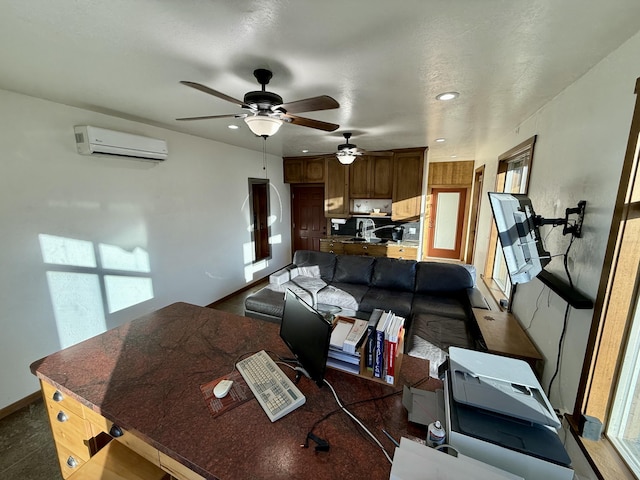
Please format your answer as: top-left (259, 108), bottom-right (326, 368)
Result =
top-left (292, 185), bottom-right (326, 252)
top-left (427, 187), bottom-right (467, 259)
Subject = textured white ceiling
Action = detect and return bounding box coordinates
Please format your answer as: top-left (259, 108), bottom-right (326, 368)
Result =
top-left (1, 1), bottom-right (639, 161)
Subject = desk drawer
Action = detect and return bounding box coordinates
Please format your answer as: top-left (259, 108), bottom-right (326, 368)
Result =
top-left (46, 406), bottom-right (91, 461)
top-left (42, 380), bottom-right (84, 417)
top-left (55, 441), bottom-right (87, 479)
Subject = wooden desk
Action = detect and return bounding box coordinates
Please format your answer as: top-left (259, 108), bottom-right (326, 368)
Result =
top-left (31, 302), bottom-right (438, 480)
top-left (472, 308), bottom-right (544, 377)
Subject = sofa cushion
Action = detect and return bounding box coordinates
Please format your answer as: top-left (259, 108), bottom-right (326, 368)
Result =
top-left (411, 293), bottom-right (467, 320)
top-left (244, 287), bottom-right (285, 319)
top-left (370, 257), bottom-right (417, 291)
top-left (317, 282), bottom-right (369, 312)
top-left (333, 255), bottom-right (375, 285)
top-left (289, 276), bottom-right (327, 305)
top-left (414, 262), bottom-right (475, 293)
top-left (292, 250), bottom-right (336, 281)
top-left (406, 313), bottom-right (474, 377)
top-left (359, 287), bottom-right (413, 318)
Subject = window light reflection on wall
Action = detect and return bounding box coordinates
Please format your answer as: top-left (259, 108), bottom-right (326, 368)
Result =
top-left (39, 234), bottom-right (155, 347)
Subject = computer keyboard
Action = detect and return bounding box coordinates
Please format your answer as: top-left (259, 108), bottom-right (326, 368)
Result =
top-left (236, 350), bottom-right (306, 422)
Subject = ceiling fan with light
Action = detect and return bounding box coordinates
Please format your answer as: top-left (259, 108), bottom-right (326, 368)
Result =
top-left (335, 132), bottom-right (393, 165)
top-left (176, 69), bottom-right (340, 137)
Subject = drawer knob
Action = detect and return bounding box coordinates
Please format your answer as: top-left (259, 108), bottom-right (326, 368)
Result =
top-left (110, 424), bottom-right (123, 437)
top-left (329, 250), bottom-right (334, 253)
top-left (56, 411), bottom-right (68, 423)
top-left (363, 245), bottom-right (368, 249)
top-left (53, 390), bottom-right (63, 402)
top-left (66, 456), bottom-right (78, 468)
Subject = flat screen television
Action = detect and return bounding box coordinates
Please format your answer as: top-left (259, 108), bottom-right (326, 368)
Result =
top-left (280, 289), bottom-right (332, 387)
top-left (488, 192), bottom-right (551, 285)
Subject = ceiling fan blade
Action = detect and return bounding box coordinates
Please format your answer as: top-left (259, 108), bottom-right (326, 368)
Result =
top-left (283, 114), bottom-right (339, 132)
top-left (176, 113), bottom-right (246, 121)
top-left (180, 81), bottom-right (247, 107)
top-left (277, 95), bottom-right (339, 114)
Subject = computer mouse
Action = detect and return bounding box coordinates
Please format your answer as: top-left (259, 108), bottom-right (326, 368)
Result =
top-left (213, 379), bottom-right (233, 398)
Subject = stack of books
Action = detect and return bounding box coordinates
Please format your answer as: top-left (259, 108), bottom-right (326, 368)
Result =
top-left (326, 309), bottom-right (405, 385)
top-left (365, 310), bottom-right (405, 385)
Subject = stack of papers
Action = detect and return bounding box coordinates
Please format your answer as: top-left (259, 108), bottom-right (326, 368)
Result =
top-left (327, 317), bottom-right (369, 375)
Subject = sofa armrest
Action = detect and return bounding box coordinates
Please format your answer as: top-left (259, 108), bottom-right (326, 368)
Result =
top-left (269, 264), bottom-right (296, 286)
top-left (466, 287), bottom-right (489, 309)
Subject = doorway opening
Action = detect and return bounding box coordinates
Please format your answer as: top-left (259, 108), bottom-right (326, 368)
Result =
top-left (249, 178), bottom-right (271, 262)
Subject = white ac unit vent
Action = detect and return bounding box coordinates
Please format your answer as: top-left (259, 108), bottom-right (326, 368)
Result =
top-left (74, 126), bottom-right (168, 161)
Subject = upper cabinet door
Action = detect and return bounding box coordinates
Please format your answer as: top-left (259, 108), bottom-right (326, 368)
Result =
top-left (349, 157), bottom-right (370, 198)
top-left (371, 156), bottom-right (394, 198)
top-left (349, 156), bottom-right (394, 199)
top-left (392, 149), bottom-right (426, 220)
top-left (283, 158), bottom-right (305, 183)
top-left (283, 157), bottom-right (326, 184)
top-left (325, 157), bottom-right (349, 217)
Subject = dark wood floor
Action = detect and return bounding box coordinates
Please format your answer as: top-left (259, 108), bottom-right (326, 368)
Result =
top-left (1, 282), bottom-right (268, 480)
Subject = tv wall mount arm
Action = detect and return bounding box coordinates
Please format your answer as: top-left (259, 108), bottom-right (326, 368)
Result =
top-left (533, 200), bottom-right (587, 238)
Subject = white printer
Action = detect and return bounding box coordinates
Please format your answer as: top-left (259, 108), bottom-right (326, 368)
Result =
top-left (443, 347), bottom-right (573, 480)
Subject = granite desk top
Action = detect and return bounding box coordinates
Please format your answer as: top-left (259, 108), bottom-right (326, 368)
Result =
top-left (31, 302), bottom-right (440, 480)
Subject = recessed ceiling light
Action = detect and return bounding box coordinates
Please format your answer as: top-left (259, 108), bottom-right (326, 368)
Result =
top-left (228, 124), bottom-right (239, 130)
top-left (435, 138), bottom-right (446, 143)
top-left (451, 155), bottom-right (457, 158)
top-left (436, 92), bottom-right (459, 101)
top-left (302, 149), bottom-right (309, 153)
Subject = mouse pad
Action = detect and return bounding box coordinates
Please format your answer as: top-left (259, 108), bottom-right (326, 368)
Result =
top-left (200, 370), bottom-right (254, 418)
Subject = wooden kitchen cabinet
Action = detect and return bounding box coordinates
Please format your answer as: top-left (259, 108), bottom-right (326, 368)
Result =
top-left (319, 238), bottom-right (345, 254)
top-left (392, 148), bottom-right (426, 220)
top-left (343, 243), bottom-right (388, 257)
top-left (349, 156), bottom-right (393, 199)
top-left (325, 157), bottom-right (350, 217)
top-left (283, 156), bottom-right (325, 183)
top-left (386, 244), bottom-right (418, 260)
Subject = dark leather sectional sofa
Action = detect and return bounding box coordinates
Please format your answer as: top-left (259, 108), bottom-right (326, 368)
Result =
top-left (244, 250), bottom-right (490, 376)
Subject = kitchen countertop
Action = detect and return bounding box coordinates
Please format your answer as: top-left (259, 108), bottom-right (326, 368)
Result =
top-left (322, 236), bottom-right (419, 247)
top-left (30, 302), bottom-right (437, 480)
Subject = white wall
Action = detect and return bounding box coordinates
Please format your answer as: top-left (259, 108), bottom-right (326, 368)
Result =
top-left (0, 89), bottom-right (291, 409)
top-left (473, 30), bottom-right (640, 414)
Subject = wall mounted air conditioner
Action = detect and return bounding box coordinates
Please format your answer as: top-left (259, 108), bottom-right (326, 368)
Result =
top-left (74, 126), bottom-right (168, 161)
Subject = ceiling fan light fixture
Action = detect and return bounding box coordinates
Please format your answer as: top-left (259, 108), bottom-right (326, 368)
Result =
top-left (337, 153), bottom-right (356, 165)
top-left (244, 115), bottom-right (283, 137)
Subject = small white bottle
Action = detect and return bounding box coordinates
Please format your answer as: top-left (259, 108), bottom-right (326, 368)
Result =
top-left (427, 420), bottom-right (446, 447)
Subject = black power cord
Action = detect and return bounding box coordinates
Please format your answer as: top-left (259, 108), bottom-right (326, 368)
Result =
top-left (547, 233), bottom-right (576, 396)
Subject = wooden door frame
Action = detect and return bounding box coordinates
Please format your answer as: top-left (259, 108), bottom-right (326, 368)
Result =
top-left (248, 178), bottom-right (271, 262)
top-left (465, 165), bottom-right (485, 264)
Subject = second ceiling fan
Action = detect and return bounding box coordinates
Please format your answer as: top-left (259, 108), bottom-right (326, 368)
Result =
top-left (335, 133), bottom-right (393, 164)
top-left (176, 68), bottom-right (340, 137)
